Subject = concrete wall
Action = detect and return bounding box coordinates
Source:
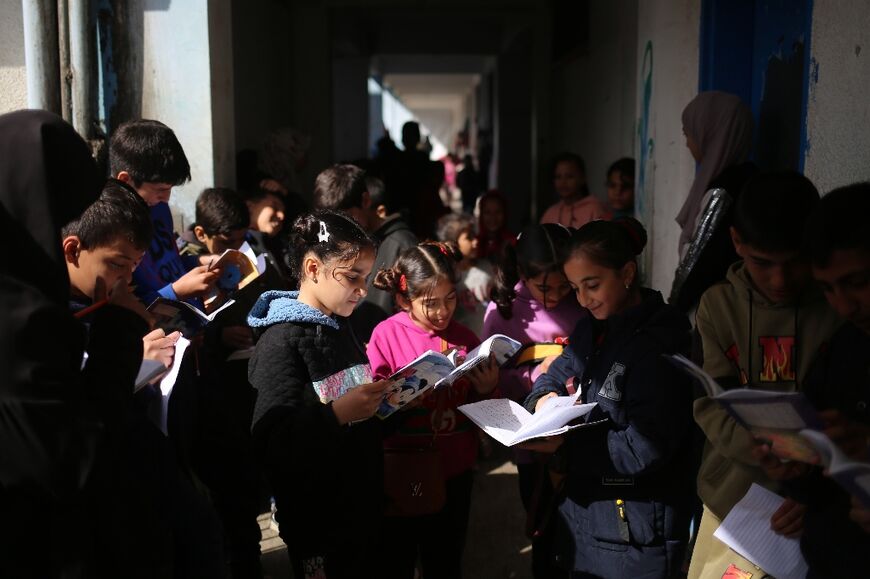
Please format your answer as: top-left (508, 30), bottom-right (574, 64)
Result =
top-left (137, 0), bottom-right (235, 228)
top-left (549, 0), bottom-right (638, 207)
top-left (804, 0), bottom-right (870, 193)
top-left (635, 0), bottom-right (701, 294)
top-left (0, 1), bottom-right (28, 114)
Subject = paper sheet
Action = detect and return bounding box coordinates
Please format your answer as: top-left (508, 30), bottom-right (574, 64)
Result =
top-left (155, 336), bottom-right (191, 436)
top-left (458, 398), bottom-right (596, 446)
top-left (713, 483), bottom-right (808, 579)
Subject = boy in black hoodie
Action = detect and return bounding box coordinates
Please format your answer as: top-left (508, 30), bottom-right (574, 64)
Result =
top-left (313, 164), bottom-right (418, 341)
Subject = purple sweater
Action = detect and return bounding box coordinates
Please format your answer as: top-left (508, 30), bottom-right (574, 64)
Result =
top-left (482, 282), bottom-right (585, 403)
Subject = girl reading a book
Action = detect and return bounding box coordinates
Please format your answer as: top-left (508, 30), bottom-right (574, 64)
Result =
top-left (483, 222), bottom-right (585, 578)
top-left (367, 241), bottom-right (500, 579)
top-left (523, 218), bottom-right (695, 579)
top-left (247, 210), bottom-right (392, 579)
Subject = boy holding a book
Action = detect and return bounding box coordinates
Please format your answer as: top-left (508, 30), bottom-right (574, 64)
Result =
top-left (110, 119), bottom-right (221, 306)
top-left (61, 178), bottom-right (204, 574)
top-left (176, 188), bottom-right (270, 577)
top-left (688, 172), bottom-right (842, 578)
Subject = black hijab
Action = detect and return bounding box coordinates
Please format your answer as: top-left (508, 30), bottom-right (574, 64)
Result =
top-left (0, 109), bottom-right (102, 305)
top-left (0, 110), bottom-right (102, 491)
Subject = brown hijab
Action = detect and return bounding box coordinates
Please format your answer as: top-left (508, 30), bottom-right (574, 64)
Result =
top-left (676, 92), bottom-right (753, 250)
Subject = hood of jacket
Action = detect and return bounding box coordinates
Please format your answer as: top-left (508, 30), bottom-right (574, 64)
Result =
top-left (725, 261), bottom-right (827, 310)
top-left (605, 288), bottom-right (690, 353)
top-left (374, 214), bottom-right (414, 239)
top-left (247, 290), bottom-right (340, 330)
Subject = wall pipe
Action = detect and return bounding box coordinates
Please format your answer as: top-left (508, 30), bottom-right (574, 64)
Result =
top-left (68, 0), bottom-right (95, 139)
top-left (21, 0), bottom-right (61, 113)
top-left (58, 0), bottom-right (73, 122)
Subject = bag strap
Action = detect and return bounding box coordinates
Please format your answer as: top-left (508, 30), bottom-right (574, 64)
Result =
top-left (428, 338), bottom-right (453, 445)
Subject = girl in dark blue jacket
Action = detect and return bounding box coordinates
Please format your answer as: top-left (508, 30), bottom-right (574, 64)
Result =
top-left (525, 218), bottom-right (695, 579)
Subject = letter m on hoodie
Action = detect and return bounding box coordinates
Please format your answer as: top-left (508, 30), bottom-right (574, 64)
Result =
top-left (757, 336), bottom-right (796, 382)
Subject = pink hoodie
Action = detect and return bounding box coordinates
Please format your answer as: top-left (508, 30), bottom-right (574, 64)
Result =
top-left (367, 312), bottom-right (481, 479)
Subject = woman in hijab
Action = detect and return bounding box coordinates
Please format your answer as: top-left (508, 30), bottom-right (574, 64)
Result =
top-left (0, 110), bottom-right (150, 577)
top-left (671, 91), bottom-right (756, 312)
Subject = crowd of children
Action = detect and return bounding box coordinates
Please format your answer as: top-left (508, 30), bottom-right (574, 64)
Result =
top-left (3, 102), bottom-right (870, 579)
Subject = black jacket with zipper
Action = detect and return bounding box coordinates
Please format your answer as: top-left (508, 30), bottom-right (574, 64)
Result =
top-left (248, 290), bottom-right (384, 575)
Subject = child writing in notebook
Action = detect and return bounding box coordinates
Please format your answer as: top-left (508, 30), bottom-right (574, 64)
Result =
top-left (247, 210), bottom-right (391, 579)
top-left (482, 222), bottom-right (584, 579)
top-left (367, 242), bottom-right (500, 579)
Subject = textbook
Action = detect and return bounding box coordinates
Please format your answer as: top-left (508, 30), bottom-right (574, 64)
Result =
top-left (311, 364), bottom-right (374, 404)
top-left (375, 334), bottom-right (523, 419)
top-left (147, 296), bottom-right (236, 337)
top-left (506, 342), bottom-right (565, 368)
top-left (458, 395), bottom-right (598, 446)
top-left (800, 429), bottom-right (870, 507)
top-left (203, 242), bottom-right (266, 311)
top-left (667, 354), bottom-right (824, 463)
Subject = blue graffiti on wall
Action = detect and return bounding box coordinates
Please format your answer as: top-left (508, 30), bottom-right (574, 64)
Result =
top-left (636, 41), bottom-right (654, 224)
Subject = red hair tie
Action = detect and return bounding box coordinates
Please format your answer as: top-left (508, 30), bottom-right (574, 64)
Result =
top-left (439, 245), bottom-right (448, 256)
top-left (398, 274), bottom-right (408, 292)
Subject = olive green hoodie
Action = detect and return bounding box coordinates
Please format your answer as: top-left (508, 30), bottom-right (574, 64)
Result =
top-left (693, 261), bottom-right (841, 518)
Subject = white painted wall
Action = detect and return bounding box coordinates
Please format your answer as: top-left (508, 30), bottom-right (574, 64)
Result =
top-left (804, 0), bottom-right (870, 194)
top-left (635, 0), bottom-right (700, 294)
top-left (0, 1), bottom-right (27, 114)
top-left (549, 0), bottom-right (638, 207)
top-left (139, 0), bottom-right (234, 229)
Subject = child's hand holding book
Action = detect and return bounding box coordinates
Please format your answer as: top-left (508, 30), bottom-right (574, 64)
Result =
top-left (142, 328), bottom-right (180, 368)
top-left (171, 264), bottom-right (221, 301)
top-left (467, 353), bottom-right (499, 395)
top-left (332, 380), bottom-right (393, 425)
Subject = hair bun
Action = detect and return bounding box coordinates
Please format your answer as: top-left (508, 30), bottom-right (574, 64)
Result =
top-left (612, 217), bottom-right (647, 255)
top-left (372, 267), bottom-right (399, 292)
top-left (291, 212), bottom-right (319, 243)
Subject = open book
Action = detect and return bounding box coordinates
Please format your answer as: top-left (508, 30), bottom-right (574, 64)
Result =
top-left (375, 334), bottom-right (522, 419)
top-left (203, 242), bottom-right (266, 311)
top-left (667, 354), bottom-right (824, 463)
top-left (800, 429), bottom-right (870, 507)
top-left (458, 395), bottom-right (598, 446)
top-left (713, 483), bottom-right (808, 579)
top-left (505, 342), bottom-right (565, 368)
top-left (311, 364), bottom-right (374, 404)
top-left (147, 296), bottom-right (236, 337)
